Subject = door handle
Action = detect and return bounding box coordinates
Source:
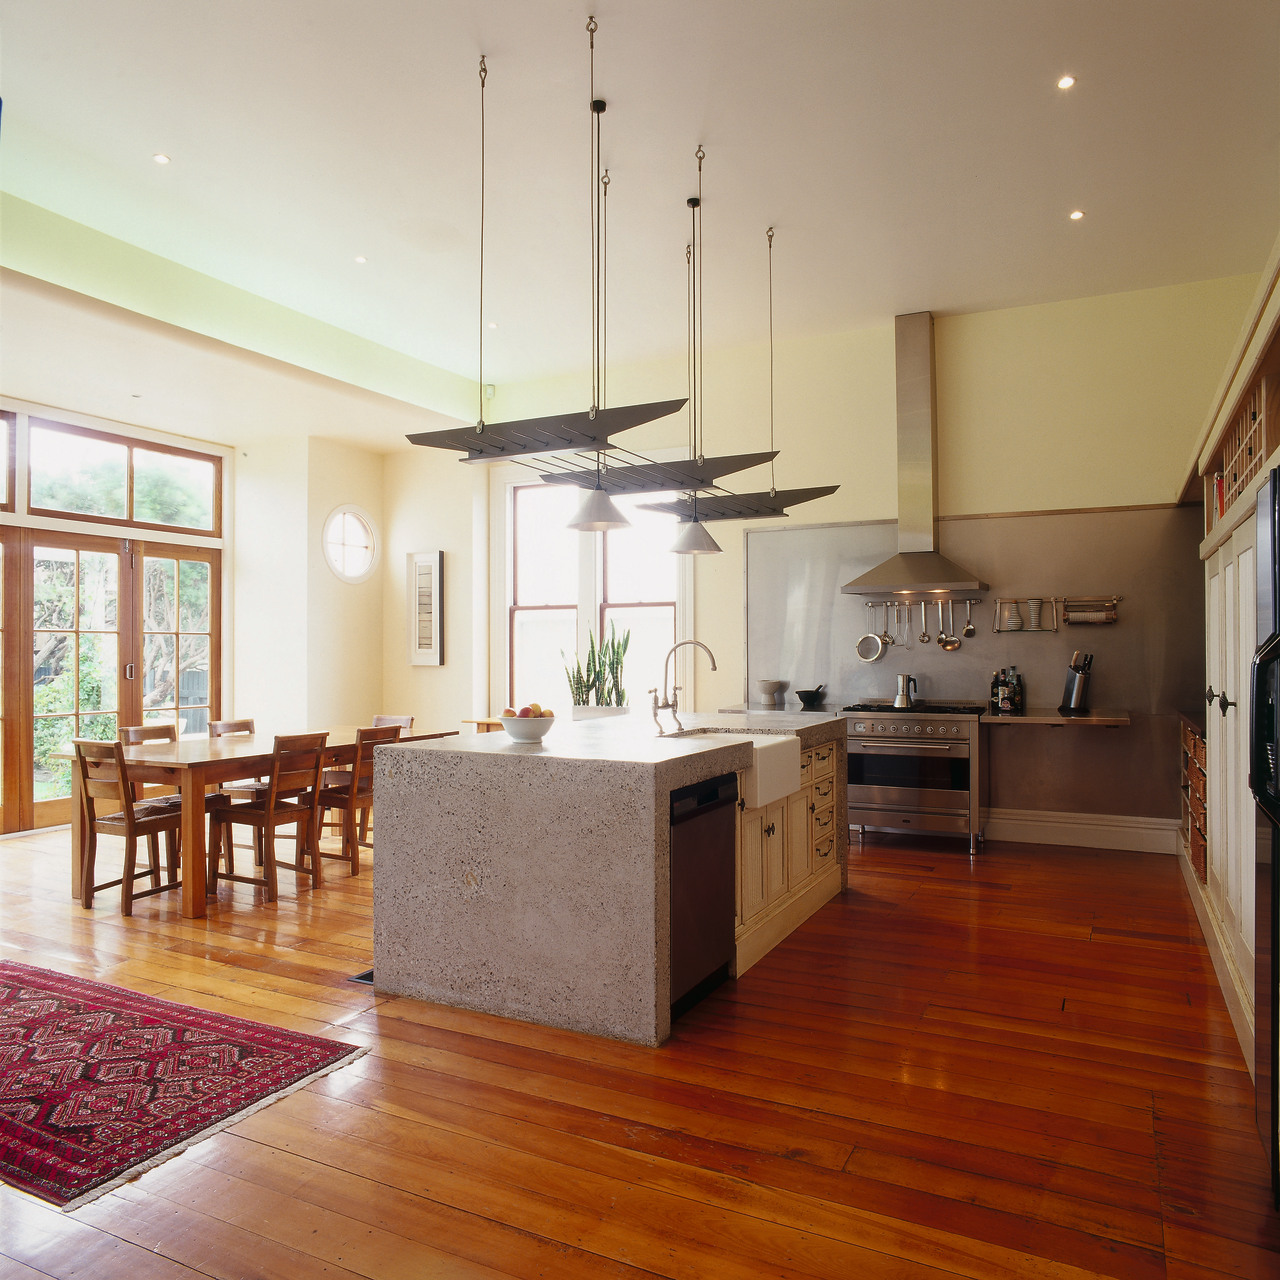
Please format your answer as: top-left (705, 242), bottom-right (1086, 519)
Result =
top-left (125, 663), bottom-right (136, 680)
top-left (1206, 686), bottom-right (1236, 715)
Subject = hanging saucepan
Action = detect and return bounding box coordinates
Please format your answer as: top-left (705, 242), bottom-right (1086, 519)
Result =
top-left (856, 603), bottom-right (886, 663)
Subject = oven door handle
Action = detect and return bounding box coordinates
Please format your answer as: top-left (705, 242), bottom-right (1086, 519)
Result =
top-left (847, 741), bottom-right (964, 753)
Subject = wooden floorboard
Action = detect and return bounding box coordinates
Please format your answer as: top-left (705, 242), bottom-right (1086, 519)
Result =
top-left (1, 828), bottom-right (1278, 1278)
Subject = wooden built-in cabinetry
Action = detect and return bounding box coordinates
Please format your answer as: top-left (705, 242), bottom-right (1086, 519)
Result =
top-left (1180, 716), bottom-right (1207, 883)
top-left (734, 740), bottom-right (841, 976)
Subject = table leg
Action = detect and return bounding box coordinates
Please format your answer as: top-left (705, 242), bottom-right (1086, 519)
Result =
top-left (180, 766), bottom-right (209, 918)
top-left (70, 764), bottom-right (86, 901)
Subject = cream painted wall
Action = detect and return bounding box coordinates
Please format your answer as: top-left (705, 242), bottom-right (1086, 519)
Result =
top-left (232, 439), bottom-right (308, 724)
top-left (936, 276), bottom-right (1261, 514)
top-left (306, 439), bottom-right (385, 727)
top-left (380, 447), bottom-right (481, 735)
top-left (496, 274), bottom-right (1258, 709)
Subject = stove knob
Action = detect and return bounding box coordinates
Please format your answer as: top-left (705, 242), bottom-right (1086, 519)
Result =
top-left (926, 725), bottom-right (935, 734)
top-left (888, 723), bottom-right (897, 734)
top-left (854, 722), bottom-right (866, 733)
top-left (913, 724), bottom-right (923, 734)
top-left (876, 723), bottom-right (886, 733)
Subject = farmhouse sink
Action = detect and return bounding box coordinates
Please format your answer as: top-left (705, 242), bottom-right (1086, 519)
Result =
top-left (672, 729), bottom-right (802, 808)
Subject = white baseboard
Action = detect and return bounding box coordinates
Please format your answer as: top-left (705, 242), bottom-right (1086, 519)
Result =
top-left (983, 807), bottom-right (1180, 854)
top-left (1176, 847), bottom-right (1254, 1073)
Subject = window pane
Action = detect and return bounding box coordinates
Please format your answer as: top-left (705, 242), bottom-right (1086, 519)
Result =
top-left (30, 426), bottom-right (127, 518)
top-left (78, 551), bottom-right (118, 631)
top-left (143, 559), bottom-right (177, 632)
top-left (78, 713), bottom-right (117, 743)
top-left (33, 715), bottom-right (74, 801)
top-left (34, 548), bottom-right (76, 630)
top-left (179, 636), bottom-right (209, 707)
top-left (143, 633), bottom-right (176, 713)
top-left (0, 415), bottom-right (10, 505)
top-left (134, 448), bottom-right (216, 529)
top-left (34, 632), bottom-right (73, 713)
top-left (511, 608), bottom-right (576, 711)
top-left (78, 633), bottom-right (118, 712)
top-left (601, 606), bottom-right (675, 707)
top-left (178, 560), bottom-right (211, 632)
top-left (604, 497), bottom-right (679, 603)
top-left (514, 485), bottom-right (579, 605)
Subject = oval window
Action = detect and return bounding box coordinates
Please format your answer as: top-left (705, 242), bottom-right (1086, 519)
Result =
top-left (322, 505), bottom-right (378, 583)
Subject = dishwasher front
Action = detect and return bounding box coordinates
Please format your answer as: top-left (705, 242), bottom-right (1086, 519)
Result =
top-left (669, 772), bottom-right (738, 1017)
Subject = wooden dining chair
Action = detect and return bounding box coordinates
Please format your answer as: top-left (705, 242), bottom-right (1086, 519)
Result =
top-left (316, 724), bottom-right (402, 875)
top-left (206, 732), bottom-right (328, 902)
top-left (74, 739), bottom-right (183, 916)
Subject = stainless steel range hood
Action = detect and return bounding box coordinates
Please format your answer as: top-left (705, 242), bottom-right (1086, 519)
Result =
top-left (841, 311), bottom-right (987, 596)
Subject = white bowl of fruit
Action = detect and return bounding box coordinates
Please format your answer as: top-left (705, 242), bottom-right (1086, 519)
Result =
top-left (500, 703), bottom-right (555, 742)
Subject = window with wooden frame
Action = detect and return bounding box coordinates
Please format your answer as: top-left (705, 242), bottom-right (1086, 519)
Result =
top-left (506, 483), bottom-right (679, 710)
top-left (28, 417), bottom-right (222, 535)
top-left (0, 412), bottom-right (16, 513)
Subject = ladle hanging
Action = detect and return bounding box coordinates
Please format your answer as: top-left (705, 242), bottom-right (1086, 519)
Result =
top-left (941, 601), bottom-right (962, 651)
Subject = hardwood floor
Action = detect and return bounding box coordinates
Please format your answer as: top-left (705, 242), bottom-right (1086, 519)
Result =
top-left (2, 827), bottom-right (1278, 1279)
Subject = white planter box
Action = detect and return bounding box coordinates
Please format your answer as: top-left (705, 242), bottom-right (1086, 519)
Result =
top-left (571, 706), bottom-right (631, 721)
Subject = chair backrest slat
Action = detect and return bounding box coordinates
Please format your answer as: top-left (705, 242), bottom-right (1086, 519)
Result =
top-left (210, 719), bottom-right (255, 738)
top-left (121, 724), bottom-right (177, 746)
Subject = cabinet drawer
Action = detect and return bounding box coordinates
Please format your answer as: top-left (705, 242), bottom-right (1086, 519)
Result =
top-left (813, 834), bottom-right (835, 863)
top-left (812, 743), bottom-right (836, 780)
top-left (799, 750), bottom-right (814, 784)
top-left (812, 777), bottom-right (836, 803)
top-left (812, 805), bottom-right (835, 835)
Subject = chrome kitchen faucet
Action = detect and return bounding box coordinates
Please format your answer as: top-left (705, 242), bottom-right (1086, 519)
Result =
top-left (651, 640), bottom-right (718, 734)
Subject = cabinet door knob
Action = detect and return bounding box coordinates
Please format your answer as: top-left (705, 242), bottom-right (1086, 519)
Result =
top-left (1205, 686), bottom-right (1218, 705)
top-left (764, 822), bottom-right (776, 837)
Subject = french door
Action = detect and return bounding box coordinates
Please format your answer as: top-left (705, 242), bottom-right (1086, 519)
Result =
top-left (4, 530), bottom-right (220, 831)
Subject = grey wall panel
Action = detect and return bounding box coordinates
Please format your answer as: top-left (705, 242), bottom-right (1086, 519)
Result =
top-left (745, 506), bottom-right (1205, 819)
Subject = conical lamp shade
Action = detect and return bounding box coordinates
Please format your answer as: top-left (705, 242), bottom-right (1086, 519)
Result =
top-left (671, 518), bottom-right (722, 555)
top-left (567, 484), bottom-right (631, 531)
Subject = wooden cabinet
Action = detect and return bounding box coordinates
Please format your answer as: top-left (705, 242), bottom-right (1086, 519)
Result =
top-left (1180, 718), bottom-right (1207, 883)
top-left (734, 742), bottom-right (843, 976)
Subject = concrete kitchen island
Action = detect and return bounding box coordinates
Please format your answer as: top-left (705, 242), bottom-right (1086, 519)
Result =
top-left (373, 712), bottom-right (846, 1046)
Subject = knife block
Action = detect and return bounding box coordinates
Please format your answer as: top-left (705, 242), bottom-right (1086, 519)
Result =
top-left (1058, 670), bottom-right (1091, 716)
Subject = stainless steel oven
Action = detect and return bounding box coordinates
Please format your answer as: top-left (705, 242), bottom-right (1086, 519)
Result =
top-left (843, 702), bottom-right (987, 853)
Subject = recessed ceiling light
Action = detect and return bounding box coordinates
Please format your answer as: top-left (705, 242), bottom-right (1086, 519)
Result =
top-left (354, 255), bottom-right (367, 264)
top-left (1069, 209), bottom-right (1085, 220)
top-left (1057, 75), bottom-right (1076, 89)
top-left (487, 321), bottom-right (498, 330)
top-left (152, 153), bottom-right (171, 165)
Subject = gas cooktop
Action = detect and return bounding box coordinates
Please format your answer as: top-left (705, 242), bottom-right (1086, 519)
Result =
top-left (841, 701), bottom-right (985, 715)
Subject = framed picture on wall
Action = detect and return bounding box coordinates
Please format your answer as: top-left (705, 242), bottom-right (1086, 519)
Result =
top-left (408, 551), bottom-right (443, 665)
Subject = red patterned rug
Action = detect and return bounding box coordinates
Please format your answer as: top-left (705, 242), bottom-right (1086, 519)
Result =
top-left (0, 960), bottom-right (365, 1210)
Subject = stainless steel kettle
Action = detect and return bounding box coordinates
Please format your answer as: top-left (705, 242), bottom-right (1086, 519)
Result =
top-left (894, 675), bottom-right (917, 708)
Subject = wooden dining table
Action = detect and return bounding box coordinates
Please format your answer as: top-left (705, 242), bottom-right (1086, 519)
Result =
top-left (69, 728), bottom-right (457, 918)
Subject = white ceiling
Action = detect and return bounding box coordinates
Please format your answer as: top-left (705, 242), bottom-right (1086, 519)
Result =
top-left (2, 0), bottom-right (1278, 394)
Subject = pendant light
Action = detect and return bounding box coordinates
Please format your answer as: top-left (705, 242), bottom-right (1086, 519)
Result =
top-left (672, 147), bottom-right (721, 556)
top-left (568, 18), bottom-right (630, 531)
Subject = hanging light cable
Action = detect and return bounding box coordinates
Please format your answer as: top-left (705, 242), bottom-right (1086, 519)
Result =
top-left (672, 145), bottom-right (721, 556)
top-left (475, 54), bottom-right (487, 434)
top-left (767, 226), bottom-right (777, 498)
top-left (568, 15), bottom-right (630, 532)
